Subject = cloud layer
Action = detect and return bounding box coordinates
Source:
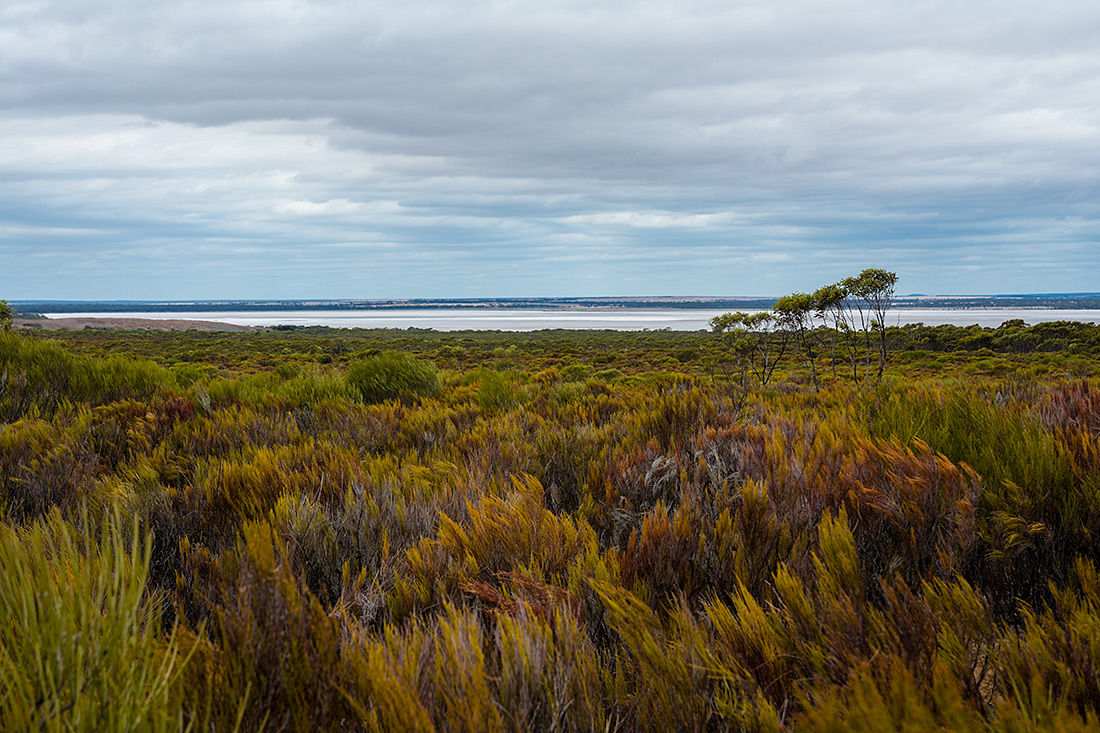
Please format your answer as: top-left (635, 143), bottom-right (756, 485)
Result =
top-left (2, 0), bottom-right (1098, 298)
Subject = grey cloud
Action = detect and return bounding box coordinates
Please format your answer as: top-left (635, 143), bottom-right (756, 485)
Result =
top-left (1, 0), bottom-right (1099, 298)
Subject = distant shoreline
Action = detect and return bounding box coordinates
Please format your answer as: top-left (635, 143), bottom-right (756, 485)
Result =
top-left (15, 293), bottom-right (1100, 315)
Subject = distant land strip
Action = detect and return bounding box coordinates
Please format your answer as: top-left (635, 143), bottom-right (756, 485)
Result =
top-left (12, 293), bottom-right (1100, 314)
top-left (11, 317), bottom-right (265, 332)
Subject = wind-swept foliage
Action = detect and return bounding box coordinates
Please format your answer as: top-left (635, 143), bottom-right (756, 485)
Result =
top-left (346, 350), bottom-right (439, 403)
top-left (3, 321), bottom-right (1100, 729)
top-left (0, 510), bottom-right (195, 731)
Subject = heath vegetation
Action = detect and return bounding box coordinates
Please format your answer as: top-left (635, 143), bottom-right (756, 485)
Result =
top-left (4, 290), bottom-right (1100, 730)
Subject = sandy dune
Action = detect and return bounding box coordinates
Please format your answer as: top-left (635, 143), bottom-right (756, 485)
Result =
top-left (15, 317), bottom-right (265, 332)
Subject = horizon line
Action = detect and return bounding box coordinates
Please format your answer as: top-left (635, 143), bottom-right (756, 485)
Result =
top-left (10, 292), bottom-right (1100, 305)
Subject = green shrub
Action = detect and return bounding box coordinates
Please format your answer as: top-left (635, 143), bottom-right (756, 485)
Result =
top-left (436, 344), bottom-right (467, 358)
top-left (546, 381), bottom-right (588, 406)
top-left (560, 363), bottom-right (592, 382)
top-left (345, 351), bottom-right (439, 403)
top-left (0, 332), bottom-right (168, 419)
top-left (477, 370), bottom-right (520, 412)
top-left (0, 510), bottom-right (194, 731)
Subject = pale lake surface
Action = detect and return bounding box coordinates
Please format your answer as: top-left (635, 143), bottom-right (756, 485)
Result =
top-left (44, 308), bottom-right (1100, 331)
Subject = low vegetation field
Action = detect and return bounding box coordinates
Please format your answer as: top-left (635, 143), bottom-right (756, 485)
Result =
top-left (3, 319), bottom-right (1100, 730)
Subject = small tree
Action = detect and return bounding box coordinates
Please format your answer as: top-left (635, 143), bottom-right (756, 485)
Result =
top-left (773, 292), bottom-right (820, 389)
top-left (710, 311), bottom-right (788, 387)
top-left (709, 312), bottom-right (751, 389)
top-left (838, 269), bottom-right (898, 382)
top-left (854, 269), bottom-right (898, 381)
top-left (711, 268), bottom-right (897, 388)
top-left (812, 283), bottom-right (847, 380)
top-left (0, 299), bottom-right (13, 332)
top-left (839, 274), bottom-right (874, 380)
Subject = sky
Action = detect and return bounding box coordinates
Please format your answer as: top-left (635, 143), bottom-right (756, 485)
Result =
top-left (2, 0), bottom-right (1099, 300)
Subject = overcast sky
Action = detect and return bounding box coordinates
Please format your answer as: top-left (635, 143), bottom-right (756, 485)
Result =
top-left (2, 0), bottom-right (1099, 300)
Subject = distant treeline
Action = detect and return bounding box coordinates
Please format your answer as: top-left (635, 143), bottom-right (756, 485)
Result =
top-left (15, 292), bottom-right (1100, 314)
top-left (899, 293), bottom-right (1100, 309)
top-left (15, 298), bottom-right (780, 314)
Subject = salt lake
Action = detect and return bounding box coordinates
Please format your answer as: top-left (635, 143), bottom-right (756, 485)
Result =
top-left (43, 308), bottom-right (1100, 331)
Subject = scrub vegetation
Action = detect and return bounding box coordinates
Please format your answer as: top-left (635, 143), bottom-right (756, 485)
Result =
top-left (4, 304), bottom-right (1100, 730)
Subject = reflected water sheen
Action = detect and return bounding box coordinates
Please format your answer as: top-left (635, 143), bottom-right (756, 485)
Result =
top-left (45, 308), bottom-right (1100, 332)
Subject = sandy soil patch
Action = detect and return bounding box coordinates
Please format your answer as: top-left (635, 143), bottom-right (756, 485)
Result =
top-left (15, 317), bottom-right (266, 332)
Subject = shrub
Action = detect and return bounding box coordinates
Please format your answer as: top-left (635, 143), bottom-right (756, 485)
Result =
top-left (560, 363), bottom-right (592, 382)
top-left (0, 332), bottom-right (168, 419)
top-left (0, 510), bottom-right (194, 731)
top-left (197, 521), bottom-right (350, 732)
top-left (477, 370), bottom-right (520, 412)
top-left (346, 351), bottom-right (439, 403)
